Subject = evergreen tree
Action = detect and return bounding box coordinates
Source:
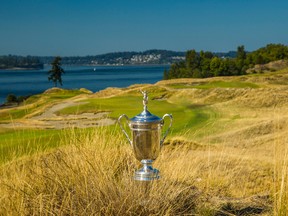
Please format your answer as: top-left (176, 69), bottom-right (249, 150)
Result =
top-left (186, 50), bottom-right (199, 70)
top-left (236, 45), bottom-right (246, 60)
top-left (236, 45), bottom-right (247, 74)
top-left (48, 56), bottom-right (65, 87)
top-left (164, 43), bottom-right (288, 80)
top-left (163, 69), bottom-right (169, 80)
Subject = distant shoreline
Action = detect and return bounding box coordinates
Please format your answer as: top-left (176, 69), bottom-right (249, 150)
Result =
top-left (1, 64), bottom-right (171, 70)
top-left (0, 64), bottom-right (166, 105)
top-left (60, 63), bottom-right (171, 67)
top-left (0, 67), bottom-right (43, 71)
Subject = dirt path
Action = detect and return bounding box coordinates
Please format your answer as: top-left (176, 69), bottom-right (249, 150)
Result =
top-left (0, 101), bottom-right (116, 129)
top-left (31, 101), bottom-right (83, 120)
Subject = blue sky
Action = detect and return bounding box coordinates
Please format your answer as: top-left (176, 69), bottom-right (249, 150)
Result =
top-left (1, 0), bottom-right (287, 56)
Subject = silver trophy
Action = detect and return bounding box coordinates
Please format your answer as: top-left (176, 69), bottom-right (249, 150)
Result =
top-left (118, 91), bottom-right (172, 181)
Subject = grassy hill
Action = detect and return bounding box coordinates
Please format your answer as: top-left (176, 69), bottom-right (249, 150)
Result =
top-left (1, 67), bottom-right (288, 215)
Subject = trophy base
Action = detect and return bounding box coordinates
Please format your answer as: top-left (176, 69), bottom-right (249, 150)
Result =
top-left (134, 159), bottom-right (160, 181)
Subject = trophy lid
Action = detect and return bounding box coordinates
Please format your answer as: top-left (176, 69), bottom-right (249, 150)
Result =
top-left (130, 91), bottom-right (162, 123)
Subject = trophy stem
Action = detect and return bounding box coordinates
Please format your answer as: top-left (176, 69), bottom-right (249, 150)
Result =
top-left (134, 159), bottom-right (160, 181)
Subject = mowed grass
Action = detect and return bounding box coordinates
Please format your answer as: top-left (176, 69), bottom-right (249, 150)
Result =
top-left (169, 80), bottom-right (260, 89)
top-left (57, 95), bottom-right (213, 136)
top-left (0, 88), bottom-right (87, 121)
top-left (0, 88), bottom-right (214, 167)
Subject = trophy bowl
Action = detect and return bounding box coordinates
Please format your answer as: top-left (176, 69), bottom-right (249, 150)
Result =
top-left (118, 91), bottom-right (172, 181)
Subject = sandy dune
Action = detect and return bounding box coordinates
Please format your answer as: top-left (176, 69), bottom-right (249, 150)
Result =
top-left (0, 100), bottom-right (115, 129)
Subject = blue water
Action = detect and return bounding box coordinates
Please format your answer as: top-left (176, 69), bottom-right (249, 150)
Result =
top-left (0, 65), bottom-right (169, 104)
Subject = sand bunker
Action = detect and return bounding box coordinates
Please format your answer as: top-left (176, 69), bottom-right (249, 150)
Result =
top-left (0, 101), bottom-right (115, 129)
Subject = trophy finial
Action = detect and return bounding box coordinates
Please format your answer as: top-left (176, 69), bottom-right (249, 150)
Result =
top-left (140, 90), bottom-right (148, 111)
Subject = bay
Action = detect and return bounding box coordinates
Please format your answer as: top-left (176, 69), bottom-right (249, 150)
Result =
top-left (0, 65), bottom-right (169, 104)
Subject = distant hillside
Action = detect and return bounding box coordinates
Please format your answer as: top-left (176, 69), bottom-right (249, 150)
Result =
top-left (0, 55), bottom-right (43, 70)
top-left (38, 50), bottom-right (185, 65)
top-left (0, 50), bottom-right (238, 68)
top-left (38, 50), bottom-right (237, 66)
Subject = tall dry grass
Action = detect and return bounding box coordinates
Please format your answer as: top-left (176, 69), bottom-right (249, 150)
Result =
top-left (273, 116), bottom-right (288, 216)
top-left (0, 128), bottom-right (200, 215)
top-left (273, 145), bottom-right (288, 216)
top-left (0, 126), bottom-right (277, 215)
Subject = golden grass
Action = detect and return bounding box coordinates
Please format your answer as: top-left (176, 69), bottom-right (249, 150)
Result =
top-left (1, 125), bottom-right (284, 215)
top-left (0, 128), bottom-right (200, 215)
top-left (272, 113), bottom-right (288, 216)
top-left (1, 71), bottom-right (288, 215)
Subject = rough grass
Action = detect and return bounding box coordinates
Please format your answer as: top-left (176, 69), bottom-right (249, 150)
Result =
top-left (0, 127), bottom-right (275, 215)
top-left (1, 70), bottom-right (288, 215)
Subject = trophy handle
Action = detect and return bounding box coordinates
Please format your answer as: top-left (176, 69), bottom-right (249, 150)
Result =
top-left (118, 114), bottom-right (133, 147)
top-left (160, 114), bottom-right (173, 147)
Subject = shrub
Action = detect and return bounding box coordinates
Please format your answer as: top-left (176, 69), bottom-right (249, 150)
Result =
top-left (6, 94), bottom-right (17, 103)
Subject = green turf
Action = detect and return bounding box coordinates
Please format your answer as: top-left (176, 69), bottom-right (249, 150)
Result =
top-left (57, 95), bottom-right (213, 137)
top-left (0, 129), bottom-right (61, 164)
top-left (0, 108), bottom-right (29, 120)
top-left (169, 81), bottom-right (259, 89)
top-left (0, 89), bottom-right (87, 121)
top-left (0, 88), bottom-right (216, 164)
top-left (0, 127), bottom-right (107, 164)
